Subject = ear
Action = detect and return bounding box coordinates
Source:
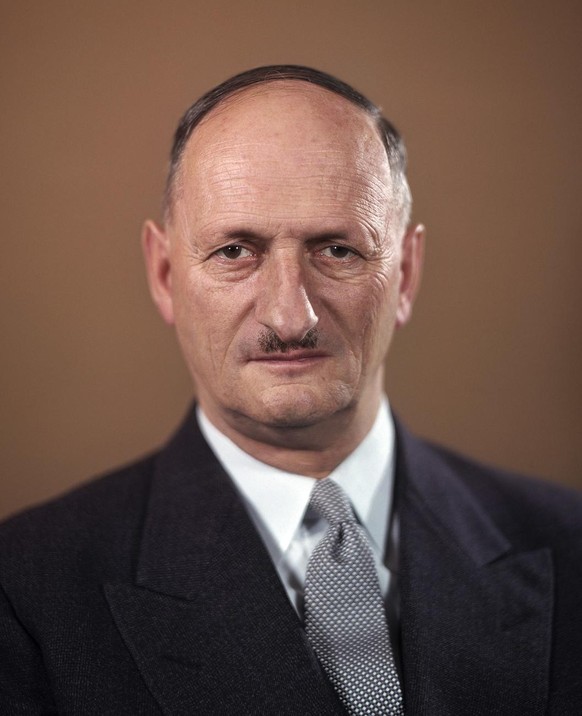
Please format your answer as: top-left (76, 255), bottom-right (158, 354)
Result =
top-left (141, 219), bottom-right (175, 325)
top-left (396, 223), bottom-right (425, 328)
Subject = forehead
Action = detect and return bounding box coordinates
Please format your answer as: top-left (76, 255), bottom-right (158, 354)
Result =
top-left (174, 82), bottom-right (394, 229)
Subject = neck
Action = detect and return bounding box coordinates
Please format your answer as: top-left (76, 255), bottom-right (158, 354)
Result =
top-left (199, 384), bottom-right (383, 478)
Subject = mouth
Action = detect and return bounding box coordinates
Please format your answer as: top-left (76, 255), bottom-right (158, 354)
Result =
top-left (249, 350), bottom-right (330, 365)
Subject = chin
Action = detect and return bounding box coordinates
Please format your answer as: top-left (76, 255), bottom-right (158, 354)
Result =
top-left (248, 384), bottom-right (355, 430)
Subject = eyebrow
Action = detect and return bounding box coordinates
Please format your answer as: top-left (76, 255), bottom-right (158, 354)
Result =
top-left (222, 229), bottom-right (265, 241)
top-left (220, 228), bottom-right (351, 243)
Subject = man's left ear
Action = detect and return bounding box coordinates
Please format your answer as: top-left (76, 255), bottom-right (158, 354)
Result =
top-left (396, 223), bottom-right (425, 328)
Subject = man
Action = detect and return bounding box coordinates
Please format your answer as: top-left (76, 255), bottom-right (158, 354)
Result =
top-left (0, 66), bottom-right (581, 715)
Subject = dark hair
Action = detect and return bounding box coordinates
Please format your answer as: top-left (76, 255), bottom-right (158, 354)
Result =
top-left (164, 65), bottom-right (411, 224)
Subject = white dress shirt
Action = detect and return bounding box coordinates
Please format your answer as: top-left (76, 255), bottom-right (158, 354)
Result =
top-left (197, 400), bottom-right (399, 628)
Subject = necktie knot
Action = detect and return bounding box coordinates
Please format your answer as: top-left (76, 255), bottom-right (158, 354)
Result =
top-left (309, 479), bottom-right (356, 526)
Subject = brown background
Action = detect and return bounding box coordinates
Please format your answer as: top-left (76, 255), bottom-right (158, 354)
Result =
top-left (1, 1), bottom-right (581, 521)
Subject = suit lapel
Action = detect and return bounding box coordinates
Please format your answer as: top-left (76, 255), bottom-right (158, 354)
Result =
top-left (395, 423), bottom-right (553, 716)
top-left (105, 408), bottom-right (344, 715)
top-left (104, 407), bottom-right (553, 714)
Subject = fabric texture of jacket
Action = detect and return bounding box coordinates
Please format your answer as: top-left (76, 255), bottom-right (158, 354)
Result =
top-left (1, 406), bottom-right (581, 714)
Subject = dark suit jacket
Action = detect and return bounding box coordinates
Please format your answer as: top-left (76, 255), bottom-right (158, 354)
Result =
top-left (1, 406), bottom-right (581, 714)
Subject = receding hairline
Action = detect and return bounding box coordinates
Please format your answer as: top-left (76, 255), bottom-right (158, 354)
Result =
top-left (175, 80), bottom-right (390, 183)
top-left (188, 79), bottom-right (381, 138)
top-left (163, 66), bottom-right (412, 227)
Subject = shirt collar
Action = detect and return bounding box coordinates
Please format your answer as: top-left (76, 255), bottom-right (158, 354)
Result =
top-left (197, 399), bottom-right (395, 560)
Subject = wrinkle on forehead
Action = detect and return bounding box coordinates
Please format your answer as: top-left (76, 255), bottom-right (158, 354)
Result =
top-left (170, 82), bottom-right (399, 241)
top-left (180, 82), bottom-right (390, 179)
top-left (180, 161), bottom-right (394, 244)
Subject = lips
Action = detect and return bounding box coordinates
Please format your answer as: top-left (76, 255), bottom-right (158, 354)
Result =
top-left (249, 350), bottom-right (329, 362)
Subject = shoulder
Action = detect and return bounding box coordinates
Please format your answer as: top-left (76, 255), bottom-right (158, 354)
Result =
top-left (421, 431), bottom-right (581, 546)
top-left (0, 453), bottom-right (157, 591)
top-left (395, 419), bottom-right (582, 548)
top-left (0, 452), bottom-right (156, 535)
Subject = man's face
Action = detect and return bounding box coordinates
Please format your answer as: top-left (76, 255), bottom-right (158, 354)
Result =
top-left (144, 83), bottom-right (422, 440)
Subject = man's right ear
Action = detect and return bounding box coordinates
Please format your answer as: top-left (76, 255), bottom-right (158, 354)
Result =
top-left (141, 220), bottom-right (175, 325)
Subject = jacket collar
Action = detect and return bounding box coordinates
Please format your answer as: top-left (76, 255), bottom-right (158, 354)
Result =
top-left (106, 406), bottom-right (346, 715)
top-left (395, 421), bottom-right (553, 715)
top-left (106, 406), bottom-right (553, 715)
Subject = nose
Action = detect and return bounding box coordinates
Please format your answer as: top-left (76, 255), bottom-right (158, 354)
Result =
top-left (255, 251), bottom-right (319, 343)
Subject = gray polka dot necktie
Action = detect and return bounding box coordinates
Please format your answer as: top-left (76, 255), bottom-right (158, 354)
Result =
top-left (304, 479), bottom-right (404, 716)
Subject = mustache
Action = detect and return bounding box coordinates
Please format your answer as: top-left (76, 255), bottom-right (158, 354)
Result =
top-left (258, 328), bottom-right (319, 354)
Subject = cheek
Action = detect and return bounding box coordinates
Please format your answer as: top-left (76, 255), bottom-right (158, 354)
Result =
top-left (174, 270), bottom-right (255, 366)
top-left (322, 266), bottom-right (397, 350)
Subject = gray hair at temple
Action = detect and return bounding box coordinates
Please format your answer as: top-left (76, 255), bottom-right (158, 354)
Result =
top-left (163, 65), bottom-right (412, 232)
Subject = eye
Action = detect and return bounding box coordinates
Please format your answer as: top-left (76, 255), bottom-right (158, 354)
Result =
top-left (216, 245), bottom-right (254, 260)
top-left (320, 245), bottom-right (356, 259)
